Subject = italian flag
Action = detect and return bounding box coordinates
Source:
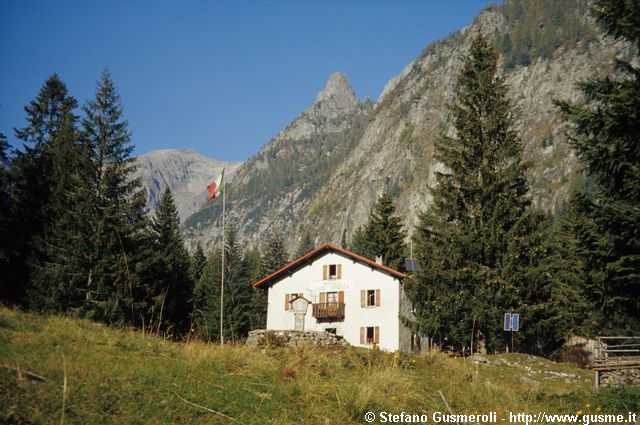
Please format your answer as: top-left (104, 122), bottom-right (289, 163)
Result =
top-left (207, 168), bottom-right (225, 201)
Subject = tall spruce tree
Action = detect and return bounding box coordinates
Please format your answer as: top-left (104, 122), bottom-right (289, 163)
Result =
top-left (262, 233), bottom-right (289, 276)
top-left (557, 0), bottom-right (640, 334)
top-left (244, 247), bottom-right (267, 330)
top-left (408, 34), bottom-right (567, 353)
top-left (27, 89), bottom-right (93, 313)
top-left (145, 188), bottom-right (194, 335)
top-left (78, 69), bottom-right (148, 325)
top-left (0, 130), bottom-right (10, 299)
top-left (350, 192), bottom-right (407, 270)
top-left (3, 75), bottom-right (80, 307)
top-left (194, 223), bottom-right (254, 341)
top-left (190, 242), bottom-right (207, 283)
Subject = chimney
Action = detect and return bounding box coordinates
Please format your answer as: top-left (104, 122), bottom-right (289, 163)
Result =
top-left (375, 255), bottom-right (383, 265)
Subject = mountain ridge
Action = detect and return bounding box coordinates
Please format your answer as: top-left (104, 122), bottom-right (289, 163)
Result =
top-left (177, 0), bottom-right (633, 254)
top-left (134, 148), bottom-right (242, 222)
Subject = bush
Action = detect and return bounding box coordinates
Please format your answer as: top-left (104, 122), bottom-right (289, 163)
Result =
top-left (591, 387), bottom-right (640, 411)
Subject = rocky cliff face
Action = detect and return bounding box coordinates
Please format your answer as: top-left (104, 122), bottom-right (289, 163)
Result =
top-left (134, 149), bottom-right (241, 222)
top-left (182, 0), bottom-right (632, 253)
top-left (184, 72), bottom-right (372, 251)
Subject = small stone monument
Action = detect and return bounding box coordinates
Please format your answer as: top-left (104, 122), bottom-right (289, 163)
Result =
top-left (289, 295), bottom-right (311, 332)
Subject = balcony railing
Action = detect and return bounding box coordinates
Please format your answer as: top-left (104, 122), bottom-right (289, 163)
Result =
top-left (312, 302), bottom-right (345, 321)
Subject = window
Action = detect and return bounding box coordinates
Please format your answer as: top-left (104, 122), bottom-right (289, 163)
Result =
top-left (360, 289), bottom-right (381, 307)
top-left (360, 326), bottom-right (380, 345)
top-left (329, 265), bottom-right (337, 279)
top-left (319, 291), bottom-right (344, 304)
top-left (327, 291), bottom-right (338, 303)
top-left (325, 328), bottom-right (337, 335)
top-left (366, 327), bottom-right (375, 344)
top-left (323, 264), bottom-right (342, 280)
top-left (367, 290), bottom-right (375, 306)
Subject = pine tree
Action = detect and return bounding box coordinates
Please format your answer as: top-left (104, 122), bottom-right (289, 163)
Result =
top-left (262, 233), bottom-right (289, 276)
top-left (350, 226), bottom-right (371, 259)
top-left (78, 69), bottom-right (148, 325)
top-left (0, 130), bottom-right (11, 300)
top-left (556, 0), bottom-right (640, 334)
top-left (3, 75), bottom-right (81, 307)
top-left (244, 247), bottom-right (267, 330)
top-left (350, 192), bottom-right (407, 270)
top-left (190, 242), bottom-right (207, 283)
top-left (145, 187), bottom-right (194, 335)
top-left (27, 92), bottom-right (92, 313)
top-left (408, 34), bottom-right (566, 353)
top-left (194, 223), bottom-right (254, 341)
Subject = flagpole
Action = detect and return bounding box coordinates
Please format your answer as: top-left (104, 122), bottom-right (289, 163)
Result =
top-left (220, 185), bottom-right (225, 346)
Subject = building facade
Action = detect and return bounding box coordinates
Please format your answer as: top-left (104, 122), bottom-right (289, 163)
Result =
top-left (254, 243), bottom-right (413, 352)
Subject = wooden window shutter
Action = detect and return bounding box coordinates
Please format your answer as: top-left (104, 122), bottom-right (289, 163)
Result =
top-left (374, 326), bottom-right (380, 344)
top-left (360, 327), bottom-right (365, 344)
top-left (375, 289), bottom-right (381, 307)
top-left (337, 264), bottom-right (342, 279)
top-left (323, 265), bottom-right (328, 280)
top-left (338, 291), bottom-right (344, 303)
top-left (360, 290), bottom-right (365, 307)
top-left (285, 294), bottom-right (290, 311)
top-left (319, 292), bottom-right (326, 304)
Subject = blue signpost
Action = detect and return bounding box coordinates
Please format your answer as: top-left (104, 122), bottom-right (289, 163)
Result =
top-left (504, 312), bottom-right (519, 352)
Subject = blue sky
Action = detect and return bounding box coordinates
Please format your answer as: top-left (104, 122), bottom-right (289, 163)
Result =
top-left (1, 0), bottom-right (497, 162)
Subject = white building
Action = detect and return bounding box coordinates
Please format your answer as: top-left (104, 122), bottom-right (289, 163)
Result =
top-left (254, 243), bottom-right (415, 352)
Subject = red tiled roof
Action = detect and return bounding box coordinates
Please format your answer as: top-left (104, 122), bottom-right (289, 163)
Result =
top-left (253, 243), bottom-right (406, 288)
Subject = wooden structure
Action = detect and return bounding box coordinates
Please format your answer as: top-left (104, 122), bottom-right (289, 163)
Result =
top-left (593, 336), bottom-right (640, 388)
top-left (312, 302), bottom-right (345, 321)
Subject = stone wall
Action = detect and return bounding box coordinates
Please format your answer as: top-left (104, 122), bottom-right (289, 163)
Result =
top-left (598, 368), bottom-right (640, 388)
top-left (245, 329), bottom-right (350, 348)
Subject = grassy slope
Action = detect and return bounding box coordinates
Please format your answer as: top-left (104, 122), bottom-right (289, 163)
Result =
top-left (0, 308), bottom-right (636, 424)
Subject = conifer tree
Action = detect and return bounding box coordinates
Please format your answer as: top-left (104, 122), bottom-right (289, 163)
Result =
top-left (244, 247), bottom-right (267, 330)
top-left (350, 192), bottom-right (407, 270)
top-left (4, 75), bottom-right (81, 307)
top-left (145, 187), bottom-right (194, 335)
top-left (0, 130), bottom-right (10, 300)
top-left (77, 69), bottom-right (148, 325)
top-left (194, 223), bottom-right (254, 341)
top-left (557, 0), bottom-right (640, 334)
top-left (408, 34), bottom-right (566, 353)
top-left (262, 233), bottom-right (289, 276)
top-left (27, 91), bottom-right (92, 313)
top-left (190, 242), bottom-right (207, 283)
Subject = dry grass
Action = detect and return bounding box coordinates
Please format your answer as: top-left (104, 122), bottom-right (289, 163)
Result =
top-left (0, 307), bottom-right (616, 424)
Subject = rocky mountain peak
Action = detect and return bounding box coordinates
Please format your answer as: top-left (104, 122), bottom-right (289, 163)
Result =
top-left (316, 72), bottom-right (358, 108)
top-left (271, 72), bottom-right (363, 141)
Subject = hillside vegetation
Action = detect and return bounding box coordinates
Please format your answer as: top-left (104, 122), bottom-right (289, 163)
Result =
top-left (1, 308), bottom-right (638, 424)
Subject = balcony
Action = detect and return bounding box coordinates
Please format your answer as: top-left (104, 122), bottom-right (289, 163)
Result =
top-left (312, 302), bottom-right (345, 321)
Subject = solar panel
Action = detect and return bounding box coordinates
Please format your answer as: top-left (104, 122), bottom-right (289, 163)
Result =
top-left (511, 313), bottom-right (519, 332)
top-left (504, 313), bottom-right (511, 331)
